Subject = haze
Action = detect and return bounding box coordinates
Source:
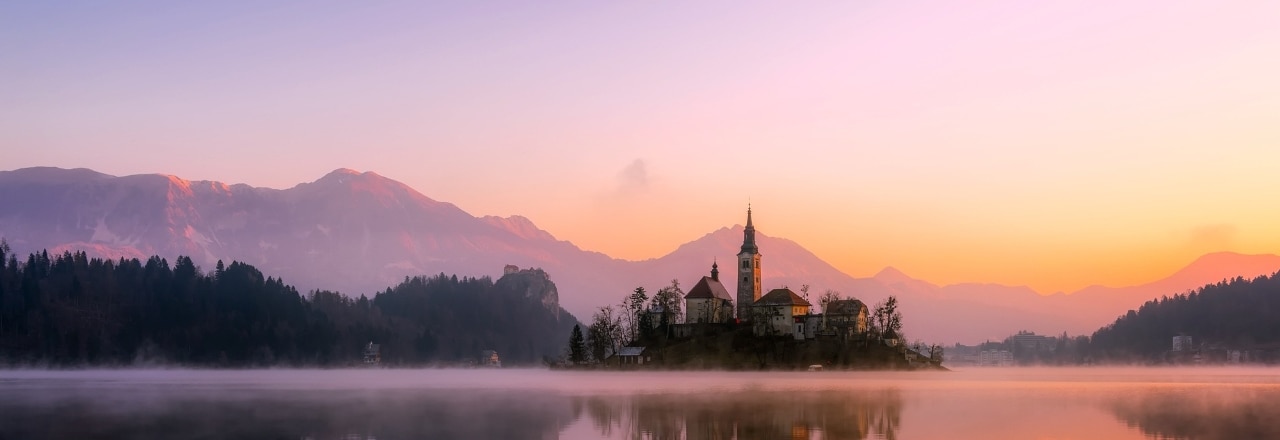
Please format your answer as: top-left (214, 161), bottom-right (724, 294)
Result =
top-left (3, 368), bottom-right (1280, 439)
top-left (4, 2), bottom-right (1280, 294)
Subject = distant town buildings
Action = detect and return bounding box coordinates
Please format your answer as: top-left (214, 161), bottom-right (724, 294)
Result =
top-left (1011, 331), bottom-right (1053, 352)
top-left (978, 349), bottom-right (1014, 367)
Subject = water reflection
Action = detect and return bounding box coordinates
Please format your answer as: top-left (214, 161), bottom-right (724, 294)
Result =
top-left (2, 369), bottom-right (1280, 440)
top-left (0, 388), bottom-right (577, 440)
top-left (578, 390), bottom-right (902, 440)
top-left (1109, 387), bottom-right (1280, 440)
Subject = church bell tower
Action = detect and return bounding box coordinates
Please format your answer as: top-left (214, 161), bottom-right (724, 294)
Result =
top-left (736, 206), bottom-right (762, 320)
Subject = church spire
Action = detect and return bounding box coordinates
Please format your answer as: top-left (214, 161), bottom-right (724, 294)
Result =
top-left (735, 205), bottom-right (762, 321)
top-left (711, 259), bottom-right (719, 281)
top-left (740, 205), bottom-right (758, 254)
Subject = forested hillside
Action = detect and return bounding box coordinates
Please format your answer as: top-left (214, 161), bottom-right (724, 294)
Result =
top-left (0, 241), bottom-right (578, 366)
top-left (1090, 272), bottom-right (1280, 362)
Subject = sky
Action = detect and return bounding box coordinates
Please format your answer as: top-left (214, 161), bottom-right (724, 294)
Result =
top-left (3, 1), bottom-right (1279, 294)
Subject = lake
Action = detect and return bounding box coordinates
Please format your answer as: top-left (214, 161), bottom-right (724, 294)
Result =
top-left (1, 367), bottom-right (1278, 439)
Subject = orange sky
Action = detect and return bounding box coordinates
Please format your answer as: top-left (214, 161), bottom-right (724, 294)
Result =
top-left (4, 2), bottom-right (1279, 294)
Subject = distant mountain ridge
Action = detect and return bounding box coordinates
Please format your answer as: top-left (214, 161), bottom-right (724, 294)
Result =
top-left (3, 166), bottom-right (1278, 344)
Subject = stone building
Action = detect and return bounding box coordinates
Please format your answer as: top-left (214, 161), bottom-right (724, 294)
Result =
top-left (684, 262), bottom-right (734, 324)
top-left (751, 288), bottom-right (812, 338)
top-left (823, 299), bottom-right (868, 337)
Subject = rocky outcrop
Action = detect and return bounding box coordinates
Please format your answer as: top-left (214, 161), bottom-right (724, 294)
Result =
top-left (494, 266), bottom-right (561, 320)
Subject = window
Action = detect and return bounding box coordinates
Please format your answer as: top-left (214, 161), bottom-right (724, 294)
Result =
top-left (742, 260), bottom-right (749, 268)
top-left (744, 276), bottom-right (749, 282)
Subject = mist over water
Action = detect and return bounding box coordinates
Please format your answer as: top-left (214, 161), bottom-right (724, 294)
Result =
top-left (1, 368), bottom-right (1277, 439)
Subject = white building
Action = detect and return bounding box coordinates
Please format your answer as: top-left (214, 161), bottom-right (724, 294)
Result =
top-left (1173, 335), bottom-right (1193, 352)
top-left (979, 349), bottom-right (1014, 367)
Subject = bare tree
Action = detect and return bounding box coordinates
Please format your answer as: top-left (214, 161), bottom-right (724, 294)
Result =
top-left (751, 305), bottom-right (785, 337)
top-left (870, 296), bottom-right (902, 342)
top-left (818, 289), bottom-right (842, 333)
top-left (621, 287), bottom-right (648, 343)
top-left (818, 289), bottom-right (842, 313)
top-left (587, 305), bottom-right (623, 362)
top-left (652, 279), bottom-right (684, 326)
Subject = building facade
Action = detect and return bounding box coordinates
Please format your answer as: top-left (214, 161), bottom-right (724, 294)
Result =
top-left (823, 299), bottom-right (869, 337)
top-left (751, 288), bottom-right (812, 337)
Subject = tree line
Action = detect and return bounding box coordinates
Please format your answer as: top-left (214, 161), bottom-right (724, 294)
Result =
top-left (0, 241), bottom-right (578, 366)
top-left (1089, 272), bottom-right (1280, 362)
top-left (956, 271), bottom-right (1280, 365)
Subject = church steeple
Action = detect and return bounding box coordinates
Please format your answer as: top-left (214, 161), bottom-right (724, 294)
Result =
top-left (740, 205), bottom-right (758, 254)
top-left (736, 205), bottom-right (762, 320)
top-left (710, 259), bottom-right (719, 281)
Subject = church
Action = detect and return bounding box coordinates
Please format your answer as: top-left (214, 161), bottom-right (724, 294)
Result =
top-left (681, 207), bottom-right (868, 340)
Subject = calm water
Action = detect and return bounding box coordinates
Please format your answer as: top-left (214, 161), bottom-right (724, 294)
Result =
top-left (1, 368), bottom-right (1278, 439)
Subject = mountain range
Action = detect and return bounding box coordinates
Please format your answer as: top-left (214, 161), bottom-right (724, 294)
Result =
top-left (3, 166), bottom-right (1277, 344)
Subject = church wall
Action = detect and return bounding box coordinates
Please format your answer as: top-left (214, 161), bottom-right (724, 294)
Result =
top-left (687, 298), bottom-right (733, 324)
top-left (751, 305), bottom-right (796, 337)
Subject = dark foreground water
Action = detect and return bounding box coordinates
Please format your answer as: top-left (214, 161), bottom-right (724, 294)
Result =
top-left (1, 368), bottom-right (1278, 439)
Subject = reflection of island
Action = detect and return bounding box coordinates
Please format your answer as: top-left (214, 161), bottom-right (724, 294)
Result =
top-left (1108, 388), bottom-right (1280, 440)
top-left (0, 388), bottom-right (578, 440)
top-left (580, 390), bottom-right (903, 440)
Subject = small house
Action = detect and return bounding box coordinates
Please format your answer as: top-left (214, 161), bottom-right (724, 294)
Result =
top-left (480, 350), bottom-right (502, 368)
top-left (611, 346), bottom-right (651, 367)
top-left (363, 342), bottom-right (381, 365)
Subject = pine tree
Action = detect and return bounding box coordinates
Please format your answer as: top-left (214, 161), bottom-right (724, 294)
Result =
top-left (568, 324), bottom-right (586, 364)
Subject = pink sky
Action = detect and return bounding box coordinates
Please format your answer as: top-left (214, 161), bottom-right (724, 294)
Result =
top-left (3, 1), bottom-right (1279, 293)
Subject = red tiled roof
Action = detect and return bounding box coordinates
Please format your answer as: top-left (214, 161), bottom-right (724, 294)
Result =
top-left (825, 299), bottom-right (866, 315)
top-left (753, 288), bottom-right (811, 307)
top-left (685, 276), bottom-right (733, 300)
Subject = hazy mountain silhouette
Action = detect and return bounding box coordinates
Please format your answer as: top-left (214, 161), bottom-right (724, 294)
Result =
top-left (0, 167), bottom-right (623, 314)
top-left (3, 167), bottom-right (1278, 344)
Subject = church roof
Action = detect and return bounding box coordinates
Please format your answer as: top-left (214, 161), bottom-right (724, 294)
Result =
top-left (825, 299), bottom-right (866, 315)
top-left (685, 276), bottom-right (733, 301)
top-left (753, 288), bottom-right (812, 307)
top-left (617, 346), bottom-right (647, 356)
top-left (740, 207), bottom-right (759, 254)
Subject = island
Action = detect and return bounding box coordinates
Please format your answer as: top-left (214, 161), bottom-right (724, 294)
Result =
top-left (559, 208), bottom-right (945, 371)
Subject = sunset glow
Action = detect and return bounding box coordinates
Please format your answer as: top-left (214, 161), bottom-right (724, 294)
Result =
top-left (4, 1), bottom-right (1279, 294)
